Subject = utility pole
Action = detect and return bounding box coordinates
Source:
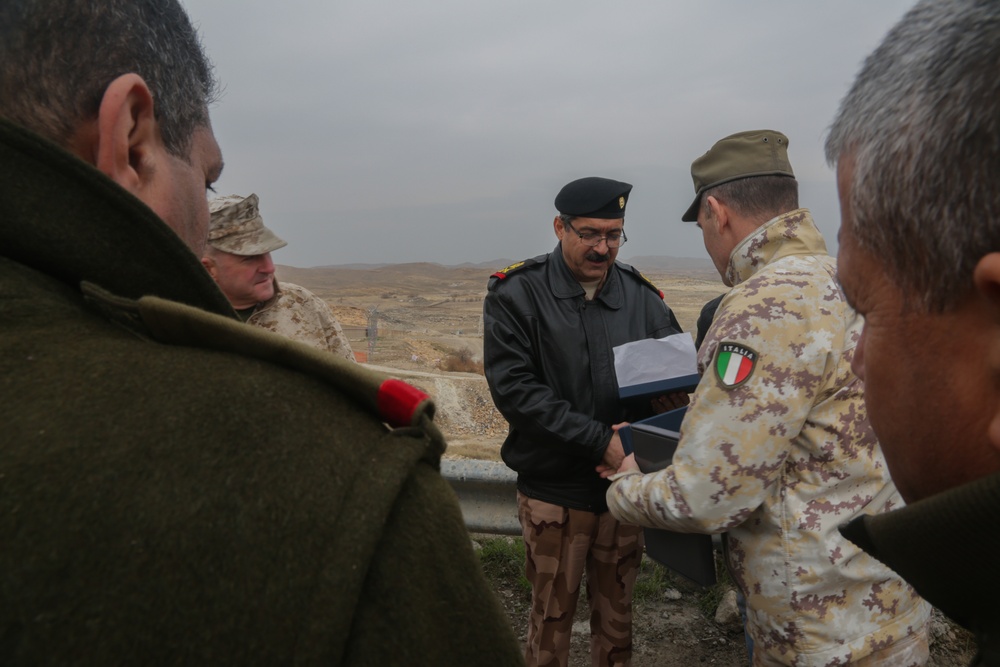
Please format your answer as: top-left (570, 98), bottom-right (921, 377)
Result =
top-left (367, 306), bottom-right (379, 359)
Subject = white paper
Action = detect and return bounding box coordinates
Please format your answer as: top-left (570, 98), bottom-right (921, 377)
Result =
top-left (613, 333), bottom-right (698, 387)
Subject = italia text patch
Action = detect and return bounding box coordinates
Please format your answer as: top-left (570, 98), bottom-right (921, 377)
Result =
top-left (715, 342), bottom-right (758, 388)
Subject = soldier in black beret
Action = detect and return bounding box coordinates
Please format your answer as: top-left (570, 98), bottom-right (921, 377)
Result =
top-left (483, 176), bottom-right (686, 666)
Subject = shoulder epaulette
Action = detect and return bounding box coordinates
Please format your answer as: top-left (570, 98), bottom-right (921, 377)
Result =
top-left (488, 254), bottom-right (547, 290)
top-left (618, 262), bottom-right (665, 299)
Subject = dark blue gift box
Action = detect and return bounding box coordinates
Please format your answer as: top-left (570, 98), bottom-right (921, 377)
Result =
top-left (617, 406), bottom-right (717, 587)
top-left (617, 373), bottom-right (701, 404)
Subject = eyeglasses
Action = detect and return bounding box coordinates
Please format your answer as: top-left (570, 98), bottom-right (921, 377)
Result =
top-left (564, 220), bottom-right (628, 248)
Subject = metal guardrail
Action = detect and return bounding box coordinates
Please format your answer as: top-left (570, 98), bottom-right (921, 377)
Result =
top-left (441, 459), bottom-right (727, 583)
top-left (440, 459), bottom-right (521, 536)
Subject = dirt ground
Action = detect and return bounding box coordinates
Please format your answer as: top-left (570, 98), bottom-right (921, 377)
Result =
top-left (482, 547), bottom-right (751, 667)
top-left (487, 567), bottom-right (974, 667)
top-left (281, 259), bottom-right (976, 667)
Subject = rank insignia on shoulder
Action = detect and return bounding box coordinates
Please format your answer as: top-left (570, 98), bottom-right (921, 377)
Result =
top-left (492, 261), bottom-right (525, 279)
top-left (491, 256), bottom-right (543, 280)
top-left (715, 342), bottom-right (757, 388)
top-left (622, 265), bottom-right (664, 299)
top-left (637, 271), bottom-right (664, 299)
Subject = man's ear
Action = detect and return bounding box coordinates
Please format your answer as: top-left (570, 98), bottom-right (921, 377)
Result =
top-left (200, 255), bottom-right (218, 279)
top-left (553, 215), bottom-right (565, 240)
top-left (705, 195), bottom-right (728, 233)
top-left (93, 73), bottom-right (161, 195)
top-left (974, 252), bottom-right (1000, 455)
top-left (973, 253), bottom-right (1000, 304)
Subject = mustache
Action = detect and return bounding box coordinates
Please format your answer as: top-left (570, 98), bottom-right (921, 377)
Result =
top-left (585, 250), bottom-right (611, 262)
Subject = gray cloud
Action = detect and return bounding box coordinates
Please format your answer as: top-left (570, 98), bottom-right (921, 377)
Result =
top-left (185, 0), bottom-right (914, 267)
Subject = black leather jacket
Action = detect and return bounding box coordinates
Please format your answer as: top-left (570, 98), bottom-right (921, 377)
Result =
top-left (483, 245), bottom-right (681, 512)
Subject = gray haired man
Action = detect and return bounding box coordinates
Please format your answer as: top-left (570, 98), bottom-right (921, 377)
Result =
top-left (827, 0), bottom-right (1000, 663)
top-left (0, 1), bottom-right (522, 663)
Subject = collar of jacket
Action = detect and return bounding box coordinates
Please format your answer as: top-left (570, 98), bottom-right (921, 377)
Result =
top-left (251, 277), bottom-right (283, 315)
top-left (0, 118), bottom-right (235, 318)
top-left (726, 208), bottom-right (827, 287)
top-left (840, 470), bottom-right (1000, 638)
top-left (548, 242), bottom-right (626, 309)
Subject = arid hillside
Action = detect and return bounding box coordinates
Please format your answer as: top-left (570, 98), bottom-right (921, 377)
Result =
top-left (275, 258), bottom-right (725, 455)
top-left (276, 257), bottom-right (724, 363)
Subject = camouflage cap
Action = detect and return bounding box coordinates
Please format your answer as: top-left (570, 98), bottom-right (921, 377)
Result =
top-left (681, 130), bottom-right (795, 222)
top-left (207, 193), bottom-right (288, 256)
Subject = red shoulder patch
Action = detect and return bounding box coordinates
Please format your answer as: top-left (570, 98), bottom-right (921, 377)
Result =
top-left (376, 379), bottom-right (431, 427)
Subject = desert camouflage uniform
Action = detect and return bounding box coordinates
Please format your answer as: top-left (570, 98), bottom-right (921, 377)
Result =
top-left (518, 493), bottom-right (643, 667)
top-left (608, 210), bottom-right (930, 666)
top-left (248, 280), bottom-right (355, 362)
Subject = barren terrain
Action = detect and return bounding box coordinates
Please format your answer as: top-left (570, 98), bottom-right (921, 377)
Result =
top-left (278, 258), bottom-right (975, 667)
top-left (276, 257), bottom-right (725, 455)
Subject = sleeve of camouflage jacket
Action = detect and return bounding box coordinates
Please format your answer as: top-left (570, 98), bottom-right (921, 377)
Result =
top-left (607, 269), bottom-right (844, 532)
top-left (253, 283), bottom-right (356, 362)
top-left (312, 294), bottom-right (356, 363)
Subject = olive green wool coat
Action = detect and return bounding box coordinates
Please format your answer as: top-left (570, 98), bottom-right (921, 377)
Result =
top-left (0, 118), bottom-right (523, 666)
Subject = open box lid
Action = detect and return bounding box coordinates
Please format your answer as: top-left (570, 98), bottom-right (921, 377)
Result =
top-left (614, 333), bottom-right (700, 403)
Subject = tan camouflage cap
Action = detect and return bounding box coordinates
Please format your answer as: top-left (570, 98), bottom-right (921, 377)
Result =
top-left (681, 130), bottom-right (795, 222)
top-left (207, 193), bottom-right (288, 256)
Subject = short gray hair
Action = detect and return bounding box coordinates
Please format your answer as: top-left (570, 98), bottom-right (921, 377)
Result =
top-left (0, 0), bottom-right (219, 158)
top-left (825, 0), bottom-right (1000, 312)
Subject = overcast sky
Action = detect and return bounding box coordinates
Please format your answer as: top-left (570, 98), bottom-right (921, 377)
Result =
top-left (182, 1), bottom-right (914, 268)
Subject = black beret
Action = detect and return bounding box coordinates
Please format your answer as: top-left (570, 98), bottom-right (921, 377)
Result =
top-left (554, 176), bottom-right (632, 219)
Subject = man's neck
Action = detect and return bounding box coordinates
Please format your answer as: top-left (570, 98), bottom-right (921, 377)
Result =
top-left (579, 274), bottom-right (607, 300)
top-left (235, 305), bottom-right (257, 322)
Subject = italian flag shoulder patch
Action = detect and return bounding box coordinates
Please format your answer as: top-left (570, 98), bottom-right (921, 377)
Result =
top-left (714, 342), bottom-right (758, 389)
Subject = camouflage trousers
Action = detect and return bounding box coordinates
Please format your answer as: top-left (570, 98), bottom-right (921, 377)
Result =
top-left (751, 617), bottom-right (929, 666)
top-left (517, 493), bottom-right (644, 667)
top-left (841, 624), bottom-right (929, 667)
